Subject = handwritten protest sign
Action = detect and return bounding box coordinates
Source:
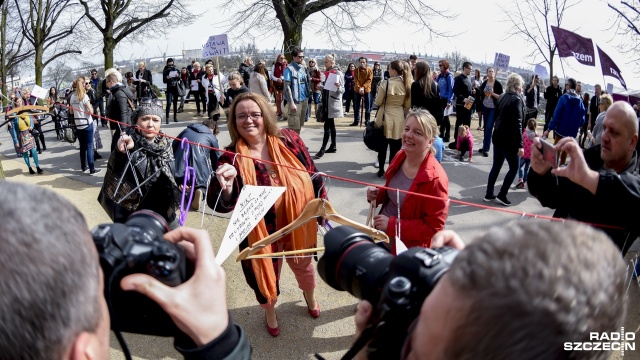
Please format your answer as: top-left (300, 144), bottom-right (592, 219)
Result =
top-left (215, 185), bottom-right (286, 265)
top-left (202, 34), bottom-right (229, 58)
top-left (31, 85), bottom-right (48, 100)
top-left (493, 53), bottom-right (510, 71)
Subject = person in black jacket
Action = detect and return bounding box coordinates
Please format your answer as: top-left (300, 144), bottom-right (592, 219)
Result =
top-left (188, 62), bottom-right (206, 117)
top-left (0, 181), bottom-right (252, 360)
top-left (589, 84), bottom-right (602, 130)
top-left (484, 74), bottom-right (525, 206)
top-left (134, 61), bottom-right (153, 101)
top-left (173, 119), bottom-right (220, 211)
top-left (449, 61), bottom-right (474, 149)
top-left (525, 74), bottom-right (541, 127)
top-left (410, 61), bottom-right (443, 126)
top-left (163, 58), bottom-right (180, 124)
top-left (105, 68), bottom-right (135, 151)
top-left (238, 57), bottom-right (253, 86)
top-left (528, 101), bottom-right (640, 254)
top-left (543, 76), bottom-right (562, 133)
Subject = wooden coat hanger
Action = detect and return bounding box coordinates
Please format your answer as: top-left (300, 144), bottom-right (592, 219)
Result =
top-left (6, 105), bottom-right (50, 117)
top-left (236, 198), bottom-right (389, 261)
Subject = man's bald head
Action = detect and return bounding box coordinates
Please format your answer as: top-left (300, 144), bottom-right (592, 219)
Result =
top-left (600, 101), bottom-right (639, 172)
top-left (608, 101), bottom-right (638, 135)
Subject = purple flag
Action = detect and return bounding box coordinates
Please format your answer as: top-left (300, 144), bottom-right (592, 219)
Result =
top-left (597, 46), bottom-right (627, 90)
top-left (551, 26), bottom-right (595, 67)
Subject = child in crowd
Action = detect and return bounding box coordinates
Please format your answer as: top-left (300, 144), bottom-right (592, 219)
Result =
top-left (516, 118), bottom-right (538, 189)
top-left (455, 125), bottom-right (473, 162)
top-left (433, 135), bottom-right (444, 163)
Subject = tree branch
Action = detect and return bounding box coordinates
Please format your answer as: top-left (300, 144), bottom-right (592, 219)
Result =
top-left (42, 49), bottom-right (81, 68)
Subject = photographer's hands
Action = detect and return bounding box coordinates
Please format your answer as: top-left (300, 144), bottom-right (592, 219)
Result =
top-left (353, 300), bottom-right (373, 360)
top-left (120, 227), bottom-right (229, 347)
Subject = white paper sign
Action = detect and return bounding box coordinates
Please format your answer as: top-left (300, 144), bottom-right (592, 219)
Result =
top-left (31, 85), bottom-right (48, 100)
top-left (169, 70), bottom-right (178, 78)
top-left (444, 104), bottom-right (454, 116)
top-left (493, 52), bottom-right (511, 71)
top-left (191, 80), bottom-right (199, 90)
top-left (215, 185), bottom-right (286, 265)
top-left (324, 73), bottom-right (339, 92)
top-left (606, 83), bottom-right (614, 94)
top-left (202, 34), bottom-right (229, 58)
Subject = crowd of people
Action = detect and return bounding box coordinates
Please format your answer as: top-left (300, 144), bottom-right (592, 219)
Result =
top-left (2, 46), bottom-right (640, 360)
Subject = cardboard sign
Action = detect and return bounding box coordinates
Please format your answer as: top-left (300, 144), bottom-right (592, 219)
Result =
top-left (202, 34), bottom-right (229, 58)
top-left (31, 85), bottom-right (48, 100)
top-left (215, 185), bottom-right (286, 265)
top-left (493, 53), bottom-right (510, 71)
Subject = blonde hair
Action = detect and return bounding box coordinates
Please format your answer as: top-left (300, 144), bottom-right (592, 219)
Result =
top-left (458, 124), bottom-right (469, 136)
top-left (104, 68), bottom-right (122, 83)
top-left (74, 77), bottom-right (86, 103)
top-left (527, 118), bottom-right (537, 131)
top-left (138, 61), bottom-right (145, 68)
top-left (406, 108), bottom-right (438, 155)
top-left (193, 62), bottom-right (201, 68)
top-left (505, 73), bottom-right (524, 93)
top-left (227, 71), bottom-right (244, 85)
top-left (600, 94), bottom-right (613, 110)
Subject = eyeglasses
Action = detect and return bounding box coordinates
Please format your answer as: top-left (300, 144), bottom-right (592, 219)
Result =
top-left (236, 112), bottom-right (262, 121)
top-left (138, 97), bottom-right (164, 107)
top-left (91, 73), bottom-right (97, 75)
top-left (84, 82), bottom-right (90, 85)
top-left (296, 55), bottom-right (304, 59)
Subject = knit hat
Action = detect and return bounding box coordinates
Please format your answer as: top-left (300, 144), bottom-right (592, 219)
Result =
top-left (134, 101), bottom-right (165, 123)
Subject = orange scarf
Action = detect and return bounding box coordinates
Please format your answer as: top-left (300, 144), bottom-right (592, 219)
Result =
top-left (236, 134), bottom-right (316, 302)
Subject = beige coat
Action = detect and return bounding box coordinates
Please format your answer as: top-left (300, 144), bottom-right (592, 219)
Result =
top-left (374, 76), bottom-right (411, 140)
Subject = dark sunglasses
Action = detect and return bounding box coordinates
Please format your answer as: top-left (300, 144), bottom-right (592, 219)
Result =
top-left (138, 97), bottom-right (163, 107)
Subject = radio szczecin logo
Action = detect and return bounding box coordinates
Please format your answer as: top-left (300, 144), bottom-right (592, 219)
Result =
top-left (564, 328), bottom-right (635, 355)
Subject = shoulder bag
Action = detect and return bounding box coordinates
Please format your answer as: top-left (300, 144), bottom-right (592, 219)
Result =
top-left (363, 80), bottom-right (388, 152)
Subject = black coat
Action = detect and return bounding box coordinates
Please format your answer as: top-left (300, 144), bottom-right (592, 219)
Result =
top-left (525, 82), bottom-right (541, 108)
top-left (453, 73), bottom-right (472, 106)
top-left (544, 85), bottom-right (562, 113)
top-left (528, 146), bottom-right (640, 254)
top-left (163, 65), bottom-right (179, 89)
top-left (134, 69), bottom-right (153, 99)
top-left (172, 123), bottom-right (219, 189)
top-left (106, 84), bottom-right (135, 130)
top-left (410, 79), bottom-right (443, 125)
top-left (238, 63), bottom-right (252, 86)
top-left (189, 70), bottom-right (206, 93)
top-left (478, 79), bottom-right (504, 108)
top-left (492, 91), bottom-right (524, 150)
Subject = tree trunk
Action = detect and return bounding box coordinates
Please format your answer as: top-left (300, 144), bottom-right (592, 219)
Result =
top-left (34, 44), bottom-right (43, 86)
top-left (1, 2), bottom-right (7, 106)
top-left (103, 35), bottom-right (115, 70)
top-left (282, 23), bottom-right (302, 62)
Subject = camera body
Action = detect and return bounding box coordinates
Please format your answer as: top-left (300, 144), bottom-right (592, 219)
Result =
top-left (318, 226), bottom-right (458, 359)
top-left (92, 210), bottom-right (188, 336)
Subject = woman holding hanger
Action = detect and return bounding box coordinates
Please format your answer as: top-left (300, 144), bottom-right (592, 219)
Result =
top-left (366, 108), bottom-right (449, 254)
top-left (208, 92), bottom-right (326, 338)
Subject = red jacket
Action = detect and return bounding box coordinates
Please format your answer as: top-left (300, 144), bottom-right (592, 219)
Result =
top-left (375, 150), bottom-right (449, 253)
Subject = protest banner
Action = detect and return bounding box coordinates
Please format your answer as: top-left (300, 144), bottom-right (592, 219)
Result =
top-left (215, 185), bottom-right (286, 265)
top-left (551, 26), bottom-right (595, 67)
top-left (202, 34), bottom-right (229, 58)
top-left (597, 46), bottom-right (627, 90)
top-left (493, 53), bottom-right (510, 71)
top-left (31, 85), bottom-right (48, 100)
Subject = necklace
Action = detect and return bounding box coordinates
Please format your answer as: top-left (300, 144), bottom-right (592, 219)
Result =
top-left (268, 169), bottom-right (280, 185)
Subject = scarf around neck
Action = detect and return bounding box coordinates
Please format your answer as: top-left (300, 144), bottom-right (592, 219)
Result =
top-left (236, 133), bottom-right (316, 302)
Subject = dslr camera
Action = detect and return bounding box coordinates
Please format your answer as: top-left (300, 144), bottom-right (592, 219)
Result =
top-left (91, 210), bottom-right (189, 336)
top-left (318, 226), bottom-right (459, 360)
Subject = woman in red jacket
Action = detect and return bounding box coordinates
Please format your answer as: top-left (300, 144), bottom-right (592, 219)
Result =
top-left (366, 108), bottom-right (449, 253)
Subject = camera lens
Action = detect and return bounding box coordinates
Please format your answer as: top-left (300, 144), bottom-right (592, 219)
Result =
top-left (125, 210), bottom-right (170, 240)
top-left (318, 226), bottom-right (393, 305)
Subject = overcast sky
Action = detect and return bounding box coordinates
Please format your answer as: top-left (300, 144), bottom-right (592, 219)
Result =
top-left (112, 0), bottom-right (639, 90)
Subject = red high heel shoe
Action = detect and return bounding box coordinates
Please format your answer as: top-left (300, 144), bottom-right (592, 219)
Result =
top-left (303, 291), bottom-right (321, 319)
top-left (265, 312), bottom-right (280, 337)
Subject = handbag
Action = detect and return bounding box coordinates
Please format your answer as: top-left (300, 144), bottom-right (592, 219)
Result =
top-left (363, 80), bottom-right (388, 152)
top-left (177, 81), bottom-right (187, 97)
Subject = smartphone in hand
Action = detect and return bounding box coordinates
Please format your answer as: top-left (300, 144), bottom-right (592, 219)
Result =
top-left (539, 139), bottom-right (559, 169)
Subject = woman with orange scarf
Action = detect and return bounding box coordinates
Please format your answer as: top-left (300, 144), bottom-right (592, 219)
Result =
top-left (208, 92), bottom-right (326, 337)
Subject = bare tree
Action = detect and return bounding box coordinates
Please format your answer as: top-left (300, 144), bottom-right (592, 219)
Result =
top-left (220, 0), bottom-right (455, 61)
top-left (501, 0), bottom-right (578, 81)
top-left (0, 1), bottom-right (34, 101)
top-left (14, 0), bottom-right (83, 86)
top-left (444, 50), bottom-right (470, 72)
top-left (45, 60), bottom-right (74, 90)
top-left (608, 1), bottom-right (640, 65)
top-left (78, 0), bottom-right (193, 70)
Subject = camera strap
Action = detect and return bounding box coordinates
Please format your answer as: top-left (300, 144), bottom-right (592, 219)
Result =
top-left (339, 322), bottom-right (379, 360)
top-left (106, 262), bottom-right (134, 360)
